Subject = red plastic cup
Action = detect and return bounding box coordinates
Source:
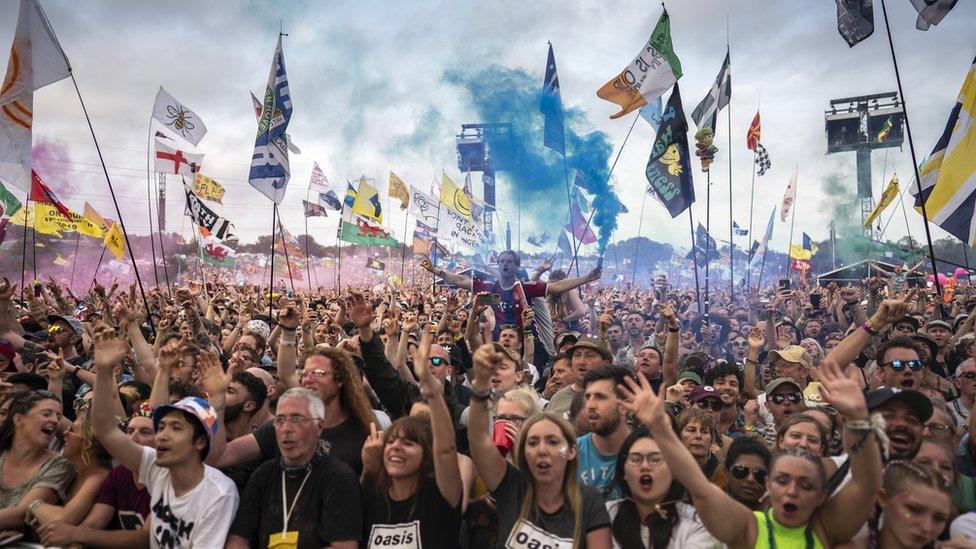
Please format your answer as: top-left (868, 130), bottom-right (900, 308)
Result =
top-left (493, 419), bottom-right (513, 457)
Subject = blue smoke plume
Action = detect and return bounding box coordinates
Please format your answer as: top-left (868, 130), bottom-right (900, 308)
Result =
top-left (442, 64), bottom-right (622, 253)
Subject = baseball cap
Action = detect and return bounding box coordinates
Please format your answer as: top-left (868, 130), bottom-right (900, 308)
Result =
top-left (567, 337), bottom-right (612, 362)
top-left (865, 387), bottom-right (933, 423)
top-left (152, 397), bottom-right (220, 459)
top-left (765, 377), bottom-right (802, 395)
top-left (676, 371), bottom-right (703, 386)
top-left (0, 340), bottom-right (14, 362)
top-left (689, 385), bottom-right (722, 403)
top-left (47, 314), bottom-right (84, 338)
top-left (768, 346), bottom-right (813, 370)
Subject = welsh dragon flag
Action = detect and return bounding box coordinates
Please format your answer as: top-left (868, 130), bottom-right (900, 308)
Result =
top-left (198, 234), bottom-right (235, 267)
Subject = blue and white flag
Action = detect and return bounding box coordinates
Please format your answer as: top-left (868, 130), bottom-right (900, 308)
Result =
top-left (248, 36), bottom-right (293, 204)
top-left (749, 207), bottom-right (776, 268)
top-left (540, 43), bottom-right (565, 155)
top-left (639, 96), bottom-right (664, 130)
top-left (733, 221), bottom-right (748, 236)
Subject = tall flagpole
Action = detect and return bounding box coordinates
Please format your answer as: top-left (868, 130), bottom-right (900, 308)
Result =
top-left (278, 217), bottom-right (296, 294)
top-left (879, 0), bottom-right (942, 295)
top-left (725, 25), bottom-right (735, 298)
top-left (704, 169), bottom-right (711, 317)
top-left (20, 198), bottom-right (30, 294)
top-left (146, 113), bottom-right (160, 286)
top-left (303, 182), bottom-right (312, 291)
top-left (400, 212), bottom-right (409, 282)
top-left (156, 173), bottom-right (172, 296)
top-left (688, 207), bottom-right (702, 314)
top-left (547, 42), bottom-right (580, 276)
top-left (269, 205), bottom-right (277, 318)
top-left (631, 192), bottom-right (648, 283)
top-left (785, 164), bottom-right (799, 277)
top-left (746, 92), bottom-right (760, 294)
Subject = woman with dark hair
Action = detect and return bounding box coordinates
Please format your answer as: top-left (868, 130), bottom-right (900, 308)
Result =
top-left (607, 427), bottom-right (715, 548)
top-left (360, 328), bottom-right (462, 547)
top-left (724, 436), bottom-right (771, 511)
top-left (0, 390), bottom-right (75, 530)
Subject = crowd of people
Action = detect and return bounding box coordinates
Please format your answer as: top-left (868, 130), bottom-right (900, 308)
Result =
top-left (2, 250), bottom-right (976, 548)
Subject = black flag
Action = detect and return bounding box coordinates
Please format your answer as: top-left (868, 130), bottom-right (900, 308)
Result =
top-left (645, 83), bottom-right (695, 218)
top-left (836, 0), bottom-right (874, 47)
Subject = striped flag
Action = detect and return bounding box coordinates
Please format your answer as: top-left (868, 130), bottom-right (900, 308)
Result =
top-left (691, 51), bottom-right (731, 132)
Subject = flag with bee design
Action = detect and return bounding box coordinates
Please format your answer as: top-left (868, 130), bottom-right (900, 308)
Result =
top-left (152, 87), bottom-right (208, 146)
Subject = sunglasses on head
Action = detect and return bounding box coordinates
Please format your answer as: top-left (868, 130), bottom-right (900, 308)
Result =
top-left (769, 392), bottom-right (802, 405)
top-left (884, 359), bottom-right (923, 372)
top-left (730, 465), bottom-right (767, 483)
top-left (47, 325), bottom-right (65, 334)
top-left (696, 399), bottom-right (724, 412)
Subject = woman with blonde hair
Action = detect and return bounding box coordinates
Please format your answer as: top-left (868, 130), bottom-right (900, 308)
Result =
top-left (469, 343), bottom-right (611, 548)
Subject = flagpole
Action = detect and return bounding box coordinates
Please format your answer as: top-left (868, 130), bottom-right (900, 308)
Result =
top-left (569, 111), bottom-right (640, 274)
top-left (68, 72), bottom-right (153, 330)
top-left (747, 150), bottom-right (757, 292)
top-left (303, 184), bottom-right (312, 291)
top-left (89, 245), bottom-right (107, 291)
top-left (156, 173), bottom-right (172, 297)
top-left (69, 232), bottom-right (81, 282)
top-left (879, 0), bottom-right (942, 294)
top-left (400, 212), bottom-right (409, 282)
top-left (279, 218), bottom-right (296, 294)
top-left (785, 165), bottom-right (799, 277)
top-left (20, 199), bottom-right (29, 294)
top-left (725, 39), bottom-right (735, 298)
top-left (146, 113), bottom-right (160, 287)
top-left (269, 205), bottom-right (277, 318)
top-left (688, 207), bottom-right (702, 314)
top-left (30, 202), bottom-right (37, 279)
top-left (631, 192), bottom-right (648, 284)
top-left (704, 168), bottom-right (713, 316)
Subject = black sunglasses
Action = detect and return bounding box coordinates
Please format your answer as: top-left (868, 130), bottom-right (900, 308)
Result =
top-left (696, 399), bottom-right (723, 412)
top-left (730, 465), bottom-right (768, 483)
top-left (769, 392), bottom-right (802, 405)
top-left (957, 372), bottom-right (976, 380)
top-left (884, 359), bottom-right (923, 372)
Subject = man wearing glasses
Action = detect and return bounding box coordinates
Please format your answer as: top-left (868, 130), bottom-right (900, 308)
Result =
top-left (950, 358), bottom-right (976, 427)
top-left (227, 388), bottom-right (361, 549)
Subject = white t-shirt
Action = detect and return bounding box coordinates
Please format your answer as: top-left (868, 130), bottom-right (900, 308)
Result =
top-left (138, 446), bottom-right (239, 549)
top-left (606, 499), bottom-right (719, 548)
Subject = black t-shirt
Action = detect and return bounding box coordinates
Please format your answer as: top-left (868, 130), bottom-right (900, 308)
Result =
top-left (229, 450), bottom-right (362, 549)
top-left (492, 462), bottom-right (611, 549)
top-left (363, 476), bottom-right (461, 549)
top-left (253, 417), bottom-right (367, 475)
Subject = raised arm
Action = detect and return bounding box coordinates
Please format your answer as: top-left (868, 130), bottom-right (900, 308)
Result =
top-left (660, 303), bottom-right (680, 388)
top-left (467, 343), bottom-right (508, 491)
top-left (825, 291), bottom-right (915, 368)
top-left (743, 326), bottom-right (764, 398)
top-left (275, 305), bottom-right (300, 390)
top-left (546, 266), bottom-right (601, 296)
top-left (619, 373), bottom-right (756, 544)
top-left (421, 257), bottom-right (473, 290)
top-left (90, 324), bottom-right (144, 476)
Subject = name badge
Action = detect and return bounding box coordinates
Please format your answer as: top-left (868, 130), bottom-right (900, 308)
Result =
top-left (367, 521), bottom-right (422, 548)
top-left (268, 531), bottom-right (298, 549)
top-left (505, 519), bottom-right (573, 549)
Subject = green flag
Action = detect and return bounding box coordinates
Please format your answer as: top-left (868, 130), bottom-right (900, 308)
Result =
top-left (339, 219), bottom-right (399, 248)
top-left (0, 182), bottom-right (22, 217)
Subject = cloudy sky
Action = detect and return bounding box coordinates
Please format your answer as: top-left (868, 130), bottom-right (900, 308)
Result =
top-left (3, 0), bottom-right (975, 256)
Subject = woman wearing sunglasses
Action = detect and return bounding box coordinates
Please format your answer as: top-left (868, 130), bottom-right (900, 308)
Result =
top-left (724, 437), bottom-right (771, 511)
top-left (619, 358), bottom-right (883, 549)
top-left (606, 426), bottom-right (717, 548)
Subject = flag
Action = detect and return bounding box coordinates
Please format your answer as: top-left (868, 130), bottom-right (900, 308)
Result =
top-left (29, 170), bottom-right (70, 218)
top-left (864, 172), bottom-right (900, 228)
top-left (639, 96), bottom-right (664, 129)
top-left (302, 199), bottom-right (328, 217)
top-left (184, 180), bottom-right (235, 240)
top-left (790, 232), bottom-right (818, 261)
top-left (412, 220), bottom-right (436, 255)
top-left (366, 258), bottom-right (385, 271)
top-left (909, 0), bottom-right (958, 30)
top-left (746, 112), bottom-right (761, 151)
top-left (691, 51), bottom-right (731, 131)
top-left (557, 230), bottom-right (573, 256)
top-left (339, 212), bottom-right (399, 248)
top-left (152, 87), bottom-right (207, 146)
top-left (437, 205), bottom-right (486, 249)
top-left (388, 171), bottom-right (409, 210)
top-left (155, 138), bottom-right (203, 176)
top-left (11, 202), bottom-right (101, 238)
top-left (251, 90), bottom-right (300, 154)
top-left (733, 221), bottom-right (748, 236)
top-left (755, 142), bottom-right (771, 176)
top-left (199, 234), bottom-right (236, 268)
top-left (541, 43), bottom-right (565, 154)
top-left (645, 84), bottom-right (695, 218)
top-left (597, 9), bottom-right (682, 119)
top-left (910, 55), bottom-right (976, 245)
top-left (103, 222), bottom-right (125, 260)
top-left (748, 239), bottom-right (760, 260)
top-left (686, 223), bottom-right (718, 262)
top-left (0, 0), bottom-right (71, 194)
top-left (836, 0), bottom-right (874, 47)
top-left (877, 116), bottom-right (893, 142)
top-left (308, 162), bottom-right (341, 210)
top-left (565, 200), bottom-right (597, 244)
top-left (344, 182), bottom-right (357, 210)
top-left (409, 186), bottom-right (440, 227)
top-left (352, 178), bottom-right (383, 223)
top-left (53, 254), bottom-right (69, 267)
top-left (749, 207), bottom-right (776, 268)
top-left (0, 181), bottom-right (21, 217)
top-left (192, 173), bottom-right (225, 204)
top-left (82, 202), bottom-right (107, 233)
top-left (248, 36), bottom-right (294, 204)
top-left (440, 173), bottom-right (473, 221)
top-left (780, 165), bottom-right (797, 221)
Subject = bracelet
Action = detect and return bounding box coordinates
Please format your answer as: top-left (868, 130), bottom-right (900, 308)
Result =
top-left (470, 387), bottom-right (492, 402)
top-left (280, 327), bottom-right (297, 336)
top-left (668, 327), bottom-right (679, 333)
top-left (860, 322), bottom-right (878, 336)
top-left (29, 498), bottom-right (43, 514)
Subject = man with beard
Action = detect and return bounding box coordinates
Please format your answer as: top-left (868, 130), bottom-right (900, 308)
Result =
top-left (704, 362), bottom-right (745, 438)
top-left (576, 365), bottom-right (632, 498)
top-left (613, 311), bottom-right (647, 367)
top-left (873, 337), bottom-right (945, 401)
top-left (546, 338), bottom-right (612, 418)
top-left (223, 372), bottom-right (268, 441)
top-left (926, 319), bottom-right (959, 377)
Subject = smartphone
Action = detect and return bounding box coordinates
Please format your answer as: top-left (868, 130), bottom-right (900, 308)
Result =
top-left (483, 293), bottom-right (501, 306)
top-left (810, 293), bottom-right (822, 309)
top-left (778, 279), bottom-right (791, 291)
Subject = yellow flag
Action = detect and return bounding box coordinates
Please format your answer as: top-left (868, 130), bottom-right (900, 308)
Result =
top-left (193, 173), bottom-right (225, 204)
top-left (103, 222), bottom-right (125, 259)
top-left (440, 173), bottom-right (473, 221)
top-left (352, 178), bottom-right (383, 223)
top-left (388, 171), bottom-right (409, 210)
top-left (789, 243), bottom-right (812, 261)
top-left (863, 173), bottom-right (900, 229)
top-left (11, 203), bottom-right (102, 238)
top-left (83, 202), bottom-right (108, 234)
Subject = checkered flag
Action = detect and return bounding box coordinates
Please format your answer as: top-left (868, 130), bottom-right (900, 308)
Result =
top-left (755, 143), bottom-right (771, 176)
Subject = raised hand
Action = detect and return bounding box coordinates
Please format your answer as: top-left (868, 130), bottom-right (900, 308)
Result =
top-left (618, 373), bottom-right (667, 429)
top-left (747, 326), bottom-right (764, 353)
top-left (197, 349), bottom-right (230, 397)
top-left (346, 292), bottom-right (373, 330)
top-left (818, 357), bottom-right (868, 419)
top-left (521, 307), bottom-right (535, 330)
top-left (361, 422), bottom-right (385, 476)
top-left (42, 349), bottom-right (67, 382)
top-left (156, 337), bottom-right (184, 370)
top-left (471, 343), bottom-right (505, 392)
top-left (402, 311), bottom-right (419, 333)
top-left (869, 289), bottom-right (917, 329)
top-left (92, 323), bottom-right (127, 371)
top-left (420, 256), bottom-right (436, 274)
top-left (413, 323), bottom-right (441, 399)
top-left (277, 305), bottom-right (300, 330)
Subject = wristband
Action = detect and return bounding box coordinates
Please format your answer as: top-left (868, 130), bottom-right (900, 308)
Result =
top-left (860, 322), bottom-right (878, 336)
top-left (668, 327), bottom-right (680, 333)
top-left (280, 327), bottom-right (297, 336)
top-left (470, 387), bottom-right (492, 402)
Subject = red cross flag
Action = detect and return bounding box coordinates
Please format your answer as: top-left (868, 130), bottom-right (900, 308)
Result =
top-left (154, 138), bottom-right (203, 176)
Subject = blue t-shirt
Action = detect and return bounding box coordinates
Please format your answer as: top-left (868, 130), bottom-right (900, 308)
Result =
top-left (576, 433), bottom-right (620, 499)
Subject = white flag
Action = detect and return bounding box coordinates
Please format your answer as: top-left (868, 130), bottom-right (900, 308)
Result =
top-left (408, 186), bottom-right (440, 227)
top-left (154, 138), bottom-right (204, 177)
top-left (780, 165), bottom-right (798, 222)
top-left (0, 0), bottom-right (70, 193)
top-left (152, 87), bottom-right (208, 146)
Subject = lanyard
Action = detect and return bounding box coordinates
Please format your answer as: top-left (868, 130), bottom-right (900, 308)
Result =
top-left (280, 468), bottom-right (312, 534)
top-left (763, 509), bottom-right (814, 549)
